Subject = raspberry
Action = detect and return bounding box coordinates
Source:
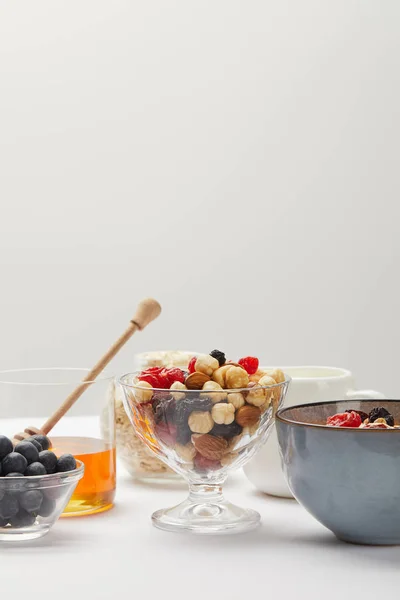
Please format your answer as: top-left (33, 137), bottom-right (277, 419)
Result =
top-left (159, 368), bottom-right (185, 388)
top-left (345, 409), bottom-right (369, 423)
top-left (188, 357), bottom-right (197, 374)
top-left (210, 350), bottom-right (226, 367)
top-left (238, 356), bottom-right (259, 375)
top-left (326, 411), bottom-right (362, 428)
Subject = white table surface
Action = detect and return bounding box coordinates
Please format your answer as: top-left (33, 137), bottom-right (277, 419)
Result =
top-left (2, 418), bottom-right (400, 598)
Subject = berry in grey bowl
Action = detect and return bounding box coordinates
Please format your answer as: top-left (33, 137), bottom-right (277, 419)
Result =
top-left (276, 399), bottom-right (400, 546)
top-left (0, 434), bottom-right (84, 541)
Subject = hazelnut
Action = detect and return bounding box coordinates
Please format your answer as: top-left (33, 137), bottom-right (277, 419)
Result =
top-left (258, 375), bottom-right (278, 403)
top-left (212, 365), bottom-right (232, 387)
top-left (263, 368), bottom-right (285, 384)
top-left (134, 381), bottom-right (153, 403)
top-left (211, 402), bottom-right (235, 425)
top-left (225, 366), bottom-right (249, 389)
top-left (188, 411), bottom-right (214, 434)
top-left (228, 392), bottom-right (245, 410)
top-left (170, 381), bottom-right (187, 400)
top-left (201, 380), bottom-right (227, 403)
top-left (246, 387), bottom-right (265, 407)
top-left (195, 354), bottom-right (220, 376)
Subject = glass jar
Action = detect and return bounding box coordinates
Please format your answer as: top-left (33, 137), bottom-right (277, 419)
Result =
top-left (0, 368), bottom-right (116, 517)
top-left (115, 351), bottom-right (199, 481)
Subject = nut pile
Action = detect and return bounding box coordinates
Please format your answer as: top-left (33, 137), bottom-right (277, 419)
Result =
top-left (0, 434), bottom-right (77, 528)
top-left (326, 407), bottom-right (398, 429)
top-left (132, 351), bottom-right (285, 473)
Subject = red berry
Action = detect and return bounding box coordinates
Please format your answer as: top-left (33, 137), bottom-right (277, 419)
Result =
top-left (142, 367), bottom-right (163, 374)
top-left (326, 411), bottom-right (362, 428)
top-left (138, 373), bottom-right (161, 388)
top-left (158, 368), bottom-right (185, 388)
top-left (188, 356), bottom-right (197, 374)
top-left (238, 356), bottom-right (259, 375)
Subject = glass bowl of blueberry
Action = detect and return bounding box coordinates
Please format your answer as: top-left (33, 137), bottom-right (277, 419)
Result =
top-left (0, 433), bottom-right (84, 541)
top-left (119, 350), bottom-right (291, 534)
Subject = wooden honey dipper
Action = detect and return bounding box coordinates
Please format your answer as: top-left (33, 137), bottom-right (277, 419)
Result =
top-left (12, 297), bottom-right (161, 445)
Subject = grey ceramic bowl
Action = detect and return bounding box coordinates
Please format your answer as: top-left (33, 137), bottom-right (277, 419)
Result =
top-left (276, 399), bottom-right (400, 545)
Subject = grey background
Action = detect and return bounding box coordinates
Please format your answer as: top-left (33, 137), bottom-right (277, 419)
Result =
top-left (0, 1), bottom-right (399, 413)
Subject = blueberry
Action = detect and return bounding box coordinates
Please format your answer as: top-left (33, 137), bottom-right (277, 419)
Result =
top-left (4, 472), bottom-right (25, 494)
top-left (19, 490), bottom-right (43, 513)
top-left (2, 452), bottom-right (28, 475)
top-left (56, 454), bottom-right (76, 472)
top-left (0, 517), bottom-right (7, 527)
top-left (39, 495), bottom-right (56, 517)
top-left (25, 462), bottom-right (47, 476)
top-left (0, 494), bottom-right (19, 519)
top-left (0, 435), bottom-right (13, 460)
top-left (9, 509), bottom-right (36, 528)
top-left (14, 441), bottom-right (39, 465)
top-left (30, 435), bottom-right (51, 451)
top-left (38, 450), bottom-right (57, 474)
top-left (25, 437), bottom-right (43, 452)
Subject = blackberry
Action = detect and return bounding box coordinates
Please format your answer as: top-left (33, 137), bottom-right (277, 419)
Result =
top-left (210, 422), bottom-right (243, 440)
top-left (369, 407), bottom-right (395, 427)
top-left (346, 409), bottom-right (369, 423)
top-left (210, 350), bottom-right (226, 367)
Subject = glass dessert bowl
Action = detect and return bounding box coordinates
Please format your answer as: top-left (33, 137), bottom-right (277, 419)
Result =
top-left (119, 357), bottom-right (290, 534)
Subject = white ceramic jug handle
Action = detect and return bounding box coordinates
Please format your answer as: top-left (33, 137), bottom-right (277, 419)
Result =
top-left (346, 389), bottom-right (385, 400)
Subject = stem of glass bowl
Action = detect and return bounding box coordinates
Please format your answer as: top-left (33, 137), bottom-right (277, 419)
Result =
top-left (188, 482), bottom-right (225, 505)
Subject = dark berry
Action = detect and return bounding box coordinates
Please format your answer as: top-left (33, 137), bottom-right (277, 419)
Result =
top-left (180, 396), bottom-right (213, 414)
top-left (0, 494), bottom-right (19, 519)
top-left (0, 517), bottom-right (7, 527)
top-left (345, 409), bottom-right (369, 422)
top-left (38, 450), bottom-right (57, 474)
top-left (0, 435), bottom-right (13, 460)
top-left (56, 454), bottom-right (76, 472)
top-left (238, 356), bottom-right (259, 375)
top-left (26, 437), bottom-right (43, 452)
top-left (154, 397), bottom-right (176, 427)
top-left (369, 407), bottom-right (395, 427)
top-left (210, 421), bottom-right (243, 440)
top-left (30, 435), bottom-right (51, 451)
top-left (9, 509), bottom-right (36, 528)
top-left (19, 490), bottom-right (43, 513)
top-left (25, 462), bottom-right (47, 476)
top-left (210, 350), bottom-right (226, 366)
top-left (5, 472), bottom-right (25, 494)
top-left (188, 356), bottom-right (197, 373)
top-left (14, 441), bottom-right (39, 465)
top-left (39, 495), bottom-right (56, 517)
top-left (2, 452), bottom-right (28, 475)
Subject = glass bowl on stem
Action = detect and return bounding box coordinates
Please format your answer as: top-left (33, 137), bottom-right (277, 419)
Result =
top-left (119, 372), bottom-right (290, 534)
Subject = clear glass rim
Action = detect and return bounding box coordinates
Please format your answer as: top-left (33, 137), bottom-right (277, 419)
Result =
top-left (0, 368), bottom-right (114, 386)
top-left (119, 371), bottom-right (291, 393)
top-left (0, 459), bottom-right (85, 481)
